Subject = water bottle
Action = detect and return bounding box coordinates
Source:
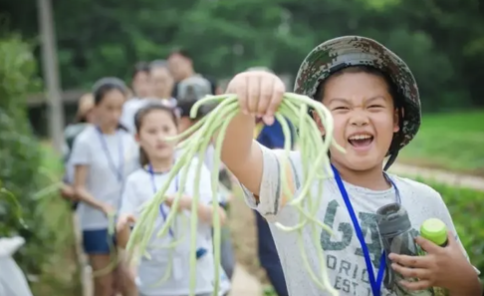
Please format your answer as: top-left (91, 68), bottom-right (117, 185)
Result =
top-left (376, 203), bottom-right (433, 296)
top-left (420, 218), bottom-right (450, 296)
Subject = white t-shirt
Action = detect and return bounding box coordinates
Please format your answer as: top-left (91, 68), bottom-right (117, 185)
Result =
top-left (119, 158), bottom-right (223, 296)
top-left (69, 125), bottom-right (140, 230)
top-left (121, 98), bottom-right (178, 134)
top-left (240, 145), bottom-right (478, 296)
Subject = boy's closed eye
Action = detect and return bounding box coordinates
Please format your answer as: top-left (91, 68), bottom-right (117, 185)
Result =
top-left (368, 104), bottom-right (385, 109)
top-left (332, 106), bottom-right (350, 111)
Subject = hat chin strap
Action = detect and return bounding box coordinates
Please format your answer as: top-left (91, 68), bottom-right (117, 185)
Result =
top-left (384, 151), bottom-right (399, 171)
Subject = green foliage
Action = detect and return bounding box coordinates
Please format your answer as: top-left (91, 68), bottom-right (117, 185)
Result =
top-left (400, 111), bottom-right (484, 175)
top-left (0, 35), bottom-right (43, 238)
top-left (0, 36), bottom-right (81, 296)
top-left (2, 0), bottom-right (484, 109)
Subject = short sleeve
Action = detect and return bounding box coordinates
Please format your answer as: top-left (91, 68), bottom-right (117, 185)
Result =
top-left (238, 144), bottom-right (299, 222)
top-left (119, 177), bottom-right (141, 217)
top-left (69, 135), bottom-right (91, 166)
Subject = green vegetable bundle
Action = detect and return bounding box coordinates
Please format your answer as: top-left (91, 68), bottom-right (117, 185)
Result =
top-left (127, 93), bottom-right (343, 296)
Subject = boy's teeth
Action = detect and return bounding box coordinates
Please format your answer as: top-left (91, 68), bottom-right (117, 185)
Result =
top-left (349, 135), bottom-right (372, 140)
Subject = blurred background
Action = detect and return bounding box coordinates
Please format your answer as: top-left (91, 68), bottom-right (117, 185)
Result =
top-left (0, 0), bottom-right (483, 295)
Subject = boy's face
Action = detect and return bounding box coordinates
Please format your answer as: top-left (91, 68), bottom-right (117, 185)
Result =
top-left (319, 72), bottom-right (399, 172)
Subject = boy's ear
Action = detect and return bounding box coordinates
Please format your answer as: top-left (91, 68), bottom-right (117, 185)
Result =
top-left (312, 110), bottom-right (326, 136)
top-left (393, 108), bottom-right (401, 133)
top-left (134, 133), bottom-right (141, 143)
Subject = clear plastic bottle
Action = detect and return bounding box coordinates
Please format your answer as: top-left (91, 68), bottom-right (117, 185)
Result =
top-left (376, 203), bottom-right (433, 295)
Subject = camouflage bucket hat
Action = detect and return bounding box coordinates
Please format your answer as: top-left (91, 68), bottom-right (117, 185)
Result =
top-left (294, 36), bottom-right (421, 150)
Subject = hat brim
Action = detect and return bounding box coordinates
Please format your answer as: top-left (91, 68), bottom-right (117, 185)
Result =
top-left (294, 36), bottom-right (421, 150)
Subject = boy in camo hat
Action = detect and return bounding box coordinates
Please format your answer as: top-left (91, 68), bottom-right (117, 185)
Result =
top-left (218, 36), bottom-right (482, 296)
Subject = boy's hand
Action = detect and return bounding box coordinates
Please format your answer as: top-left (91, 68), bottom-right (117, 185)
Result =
top-left (389, 231), bottom-right (477, 293)
top-left (226, 71), bottom-right (285, 125)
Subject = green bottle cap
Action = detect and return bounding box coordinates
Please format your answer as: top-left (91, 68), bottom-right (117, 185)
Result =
top-left (420, 218), bottom-right (448, 246)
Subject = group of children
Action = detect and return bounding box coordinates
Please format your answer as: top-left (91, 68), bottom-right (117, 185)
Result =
top-left (61, 63), bottom-right (234, 296)
top-left (59, 35), bottom-right (483, 296)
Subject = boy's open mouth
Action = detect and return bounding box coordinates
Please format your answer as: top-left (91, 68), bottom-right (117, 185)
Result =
top-left (348, 134), bottom-right (374, 148)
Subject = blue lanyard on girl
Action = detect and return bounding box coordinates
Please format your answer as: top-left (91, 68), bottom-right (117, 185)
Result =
top-left (96, 126), bottom-right (124, 183)
top-left (331, 165), bottom-right (401, 296)
top-left (148, 164), bottom-right (207, 260)
top-left (148, 164), bottom-right (178, 238)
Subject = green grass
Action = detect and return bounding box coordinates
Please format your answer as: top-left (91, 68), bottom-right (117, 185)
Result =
top-left (400, 110), bottom-right (484, 175)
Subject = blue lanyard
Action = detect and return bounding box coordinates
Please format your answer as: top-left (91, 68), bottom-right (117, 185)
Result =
top-left (96, 127), bottom-right (124, 182)
top-left (148, 164), bottom-right (179, 238)
top-left (331, 165), bottom-right (400, 296)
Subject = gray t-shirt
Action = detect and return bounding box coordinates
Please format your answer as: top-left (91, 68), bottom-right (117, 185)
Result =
top-left (69, 125), bottom-right (139, 230)
top-left (119, 159), bottom-right (220, 296)
top-left (240, 145), bottom-right (476, 296)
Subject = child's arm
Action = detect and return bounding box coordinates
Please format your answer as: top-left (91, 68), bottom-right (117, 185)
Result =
top-left (220, 71), bottom-right (287, 200)
top-left (73, 165), bottom-right (112, 213)
top-left (70, 136), bottom-right (112, 213)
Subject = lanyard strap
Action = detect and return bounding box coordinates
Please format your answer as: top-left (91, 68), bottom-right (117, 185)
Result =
top-left (331, 165), bottom-right (400, 296)
top-left (96, 127), bottom-right (124, 182)
top-left (148, 164), bottom-right (178, 238)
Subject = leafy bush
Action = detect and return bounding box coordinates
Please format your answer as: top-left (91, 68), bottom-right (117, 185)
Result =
top-left (0, 36), bottom-right (81, 296)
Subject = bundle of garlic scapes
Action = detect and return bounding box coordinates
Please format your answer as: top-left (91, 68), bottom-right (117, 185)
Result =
top-left (126, 93), bottom-right (343, 296)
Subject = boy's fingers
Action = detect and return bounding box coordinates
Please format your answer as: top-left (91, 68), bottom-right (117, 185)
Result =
top-left (264, 79), bottom-right (285, 125)
top-left (391, 263), bottom-right (431, 280)
top-left (257, 75), bottom-right (274, 117)
top-left (399, 279), bottom-right (432, 291)
top-left (235, 75), bottom-right (249, 115)
top-left (389, 253), bottom-right (429, 268)
top-left (247, 75), bottom-right (261, 115)
top-left (415, 236), bottom-right (441, 253)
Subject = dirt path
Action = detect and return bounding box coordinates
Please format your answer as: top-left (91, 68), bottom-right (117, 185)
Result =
top-left (390, 163), bottom-right (484, 191)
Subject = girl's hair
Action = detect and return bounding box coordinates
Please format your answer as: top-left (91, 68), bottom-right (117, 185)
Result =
top-left (134, 103), bottom-right (178, 166)
top-left (92, 77), bottom-right (128, 105)
top-left (312, 65), bottom-right (404, 170)
top-left (132, 62), bottom-right (150, 79)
